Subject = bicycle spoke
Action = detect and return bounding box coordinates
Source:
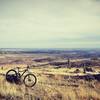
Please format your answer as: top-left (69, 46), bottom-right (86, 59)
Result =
top-left (24, 74), bottom-right (37, 87)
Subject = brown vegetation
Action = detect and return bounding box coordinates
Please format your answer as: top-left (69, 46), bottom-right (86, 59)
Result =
top-left (0, 53), bottom-right (100, 100)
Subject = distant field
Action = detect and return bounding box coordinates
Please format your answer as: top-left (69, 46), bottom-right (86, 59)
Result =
top-left (0, 52), bottom-right (100, 100)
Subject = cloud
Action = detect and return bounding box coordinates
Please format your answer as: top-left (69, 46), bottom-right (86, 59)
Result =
top-left (0, 0), bottom-right (100, 48)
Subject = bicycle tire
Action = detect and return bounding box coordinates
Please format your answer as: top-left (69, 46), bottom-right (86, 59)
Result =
top-left (6, 69), bottom-right (18, 83)
top-left (23, 74), bottom-right (37, 87)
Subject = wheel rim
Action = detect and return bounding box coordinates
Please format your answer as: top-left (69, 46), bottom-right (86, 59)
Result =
top-left (24, 74), bottom-right (37, 87)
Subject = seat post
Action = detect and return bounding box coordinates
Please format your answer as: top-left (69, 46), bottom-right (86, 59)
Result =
top-left (17, 67), bottom-right (19, 73)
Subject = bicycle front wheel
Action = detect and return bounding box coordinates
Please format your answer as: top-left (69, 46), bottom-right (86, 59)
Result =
top-left (23, 74), bottom-right (37, 87)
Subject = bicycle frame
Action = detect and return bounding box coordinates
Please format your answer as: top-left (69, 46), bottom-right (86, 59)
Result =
top-left (16, 67), bottom-right (30, 78)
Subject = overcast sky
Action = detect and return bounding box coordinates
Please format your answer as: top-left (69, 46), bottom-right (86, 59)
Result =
top-left (0, 0), bottom-right (100, 48)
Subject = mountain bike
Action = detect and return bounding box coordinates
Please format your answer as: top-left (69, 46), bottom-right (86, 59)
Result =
top-left (6, 66), bottom-right (37, 87)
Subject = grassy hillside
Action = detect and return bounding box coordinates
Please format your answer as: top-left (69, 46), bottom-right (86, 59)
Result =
top-left (0, 66), bottom-right (100, 100)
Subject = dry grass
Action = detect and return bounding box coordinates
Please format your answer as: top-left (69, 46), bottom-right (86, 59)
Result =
top-left (0, 66), bottom-right (100, 100)
top-left (0, 53), bottom-right (100, 100)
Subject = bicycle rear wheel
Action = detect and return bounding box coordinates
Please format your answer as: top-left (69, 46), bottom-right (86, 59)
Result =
top-left (23, 74), bottom-right (37, 87)
top-left (6, 69), bottom-right (18, 83)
